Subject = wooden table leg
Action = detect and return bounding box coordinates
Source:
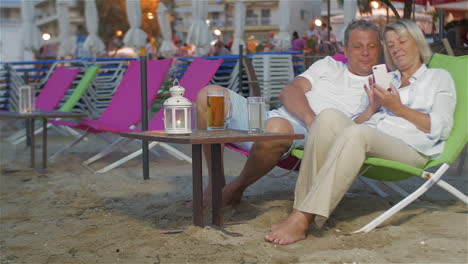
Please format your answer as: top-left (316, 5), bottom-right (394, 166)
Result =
top-left (192, 144), bottom-right (204, 227)
top-left (30, 118), bottom-right (35, 168)
top-left (210, 143), bottom-right (223, 226)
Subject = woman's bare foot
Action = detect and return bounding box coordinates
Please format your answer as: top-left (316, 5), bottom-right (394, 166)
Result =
top-left (264, 210), bottom-right (314, 245)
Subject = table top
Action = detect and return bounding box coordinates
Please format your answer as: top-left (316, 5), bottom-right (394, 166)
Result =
top-left (120, 129), bottom-right (304, 144)
top-left (0, 110), bottom-right (86, 119)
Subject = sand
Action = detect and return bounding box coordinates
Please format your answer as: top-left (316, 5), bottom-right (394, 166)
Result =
top-left (1, 122), bottom-right (467, 264)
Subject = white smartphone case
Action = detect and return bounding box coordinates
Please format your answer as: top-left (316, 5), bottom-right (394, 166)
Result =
top-left (372, 64), bottom-right (391, 89)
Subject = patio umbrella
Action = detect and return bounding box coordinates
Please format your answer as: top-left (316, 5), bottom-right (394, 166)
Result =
top-left (123, 0), bottom-right (147, 51)
top-left (21, 0), bottom-right (42, 53)
top-left (157, 2), bottom-right (177, 58)
top-left (337, 0), bottom-right (357, 42)
top-left (277, 0), bottom-right (291, 50)
top-left (83, 0), bottom-right (105, 57)
top-left (57, 0), bottom-right (75, 58)
top-left (186, 0), bottom-right (212, 57)
top-left (231, 0), bottom-right (246, 54)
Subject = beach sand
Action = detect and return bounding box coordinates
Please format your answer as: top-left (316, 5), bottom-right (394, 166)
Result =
top-left (1, 122), bottom-right (467, 263)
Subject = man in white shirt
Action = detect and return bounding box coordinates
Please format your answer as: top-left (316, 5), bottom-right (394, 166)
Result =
top-left (195, 20), bottom-right (381, 207)
top-left (307, 22), bottom-right (321, 42)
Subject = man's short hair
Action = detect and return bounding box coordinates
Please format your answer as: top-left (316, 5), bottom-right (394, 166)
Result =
top-left (344, 20), bottom-right (380, 47)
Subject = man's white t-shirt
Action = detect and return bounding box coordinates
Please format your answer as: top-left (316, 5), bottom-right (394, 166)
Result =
top-left (268, 56), bottom-right (370, 129)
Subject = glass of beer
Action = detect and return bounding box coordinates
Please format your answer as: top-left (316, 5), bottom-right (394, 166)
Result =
top-left (207, 89), bottom-right (231, 130)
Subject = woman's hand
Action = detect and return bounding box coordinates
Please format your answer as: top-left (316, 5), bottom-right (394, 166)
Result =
top-left (373, 83), bottom-right (404, 115)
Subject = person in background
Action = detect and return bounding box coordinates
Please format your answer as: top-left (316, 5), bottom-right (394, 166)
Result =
top-left (307, 22), bottom-right (321, 42)
top-left (320, 23), bottom-right (329, 41)
top-left (181, 42), bottom-right (192, 57)
top-left (302, 32), bottom-right (312, 53)
top-left (264, 19), bottom-right (456, 245)
top-left (211, 41), bottom-right (231, 56)
top-left (247, 35), bottom-right (258, 54)
top-left (227, 36), bottom-right (234, 51)
top-left (291, 31), bottom-right (307, 51)
top-left (329, 26), bottom-right (337, 42)
top-left (264, 31), bottom-right (278, 52)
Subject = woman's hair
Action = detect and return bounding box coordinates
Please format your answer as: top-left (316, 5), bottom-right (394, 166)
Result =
top-left (382, 19), bottom-right (432, 70)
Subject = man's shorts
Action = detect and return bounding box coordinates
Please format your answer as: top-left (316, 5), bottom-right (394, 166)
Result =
top-left (227, 90), bottom-right (308, 157)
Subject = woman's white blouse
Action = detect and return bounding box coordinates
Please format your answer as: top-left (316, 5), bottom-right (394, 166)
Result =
top-left (354, 64), bottom-right (456, 159)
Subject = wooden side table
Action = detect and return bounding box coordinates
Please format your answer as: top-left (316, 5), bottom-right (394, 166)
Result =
top-left (120, 129), bottom-right (304, 227)
top-left (0, 111), bottom-right (86, 172)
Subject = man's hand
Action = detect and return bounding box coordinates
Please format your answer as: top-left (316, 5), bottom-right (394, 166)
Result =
top-left (364, 76), bottom-right (382, 114)
top-left (303, 115), bottom-right (316, 130)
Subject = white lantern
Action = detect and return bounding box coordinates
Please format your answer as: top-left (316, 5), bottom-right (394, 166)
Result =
top-left (163, 80), bottom-right (193, 134)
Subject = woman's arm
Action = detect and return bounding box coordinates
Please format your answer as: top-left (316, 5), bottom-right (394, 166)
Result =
top-left (374, 84), bottom-right (431, 133)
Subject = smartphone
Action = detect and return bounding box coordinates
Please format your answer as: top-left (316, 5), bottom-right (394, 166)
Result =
top-left (372, 64), bottom-right (391, 89)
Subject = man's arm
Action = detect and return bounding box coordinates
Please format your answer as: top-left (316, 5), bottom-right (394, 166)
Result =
top-left (279, 76), bottom-right (316, 128)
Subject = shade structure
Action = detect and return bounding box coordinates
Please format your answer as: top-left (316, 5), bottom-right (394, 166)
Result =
top-left (231, 0), bottom-right (246, 55)
top-left (186, 0), bottom-right (212, 57)
top-left (277, 0), bottom-right (291, 50)
top-left (337, 0), bottom-right (357, 42)
top-left (123, 0), bottom-right (147, 51)
top-left (57, 0), bottom-right (75, 58)
top-left (21, 0), bottom-right (42, 53)
top-left (392, 0), bottom-right (466, 7)
top-left (83, 0), bottom-right (105, 56)
top-left (430, 0), bottom-right (468, 10)
top-left (157, 2), bottom-right (177, 58)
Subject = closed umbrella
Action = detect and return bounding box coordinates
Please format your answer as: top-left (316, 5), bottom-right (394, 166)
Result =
top-left (57, 0), bottom-right (75, 58)
top-left (277, 0), bottom-right (291, 50)
top-left (186, 0), bottom-right (212, 57)
top-left (157, 3), bottom-right (177, 58)
top-left (21, 0), bottom-right (42, 53)
top-left (83, 0), bottom-right (105, 56)
top-left (231, 0), bottom-right (246, 54)
top-left (123, 0), bottom-right (147, 51)
top-left (338, 0), bottom-right (357, 42)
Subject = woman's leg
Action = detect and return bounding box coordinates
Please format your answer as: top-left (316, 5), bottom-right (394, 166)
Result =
top-left (266, 122), bottom-right (428, 245)
top-left (296, 125), bottom-right (428, 228)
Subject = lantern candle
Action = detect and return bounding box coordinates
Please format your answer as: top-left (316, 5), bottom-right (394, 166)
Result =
top-left (163, 80), bottom-right (192, 134)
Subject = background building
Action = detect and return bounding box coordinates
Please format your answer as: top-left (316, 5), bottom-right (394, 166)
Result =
top-left (173, 0), bottom-right (324, 45)
top-left (0, 0), bottom-right (23, 62)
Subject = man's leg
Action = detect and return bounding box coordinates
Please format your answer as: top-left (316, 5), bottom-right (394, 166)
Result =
top-left (196, 85), bottom-right (229, 206)
top-left (222, 117), bottom-right (295, 207)
top-left (197, 85), bottom-right (295, 208)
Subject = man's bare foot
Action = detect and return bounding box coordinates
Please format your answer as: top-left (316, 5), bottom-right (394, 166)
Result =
top-left (220, 183), bottom-right (243, 207)
top-left (190, 183), bottom-right (243, 210)
top-left (264, 210), bottom-right (314, 245)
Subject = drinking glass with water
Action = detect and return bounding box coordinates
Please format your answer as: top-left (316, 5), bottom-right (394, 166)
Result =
top-left (247, 97), bottom-right (266, 134)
